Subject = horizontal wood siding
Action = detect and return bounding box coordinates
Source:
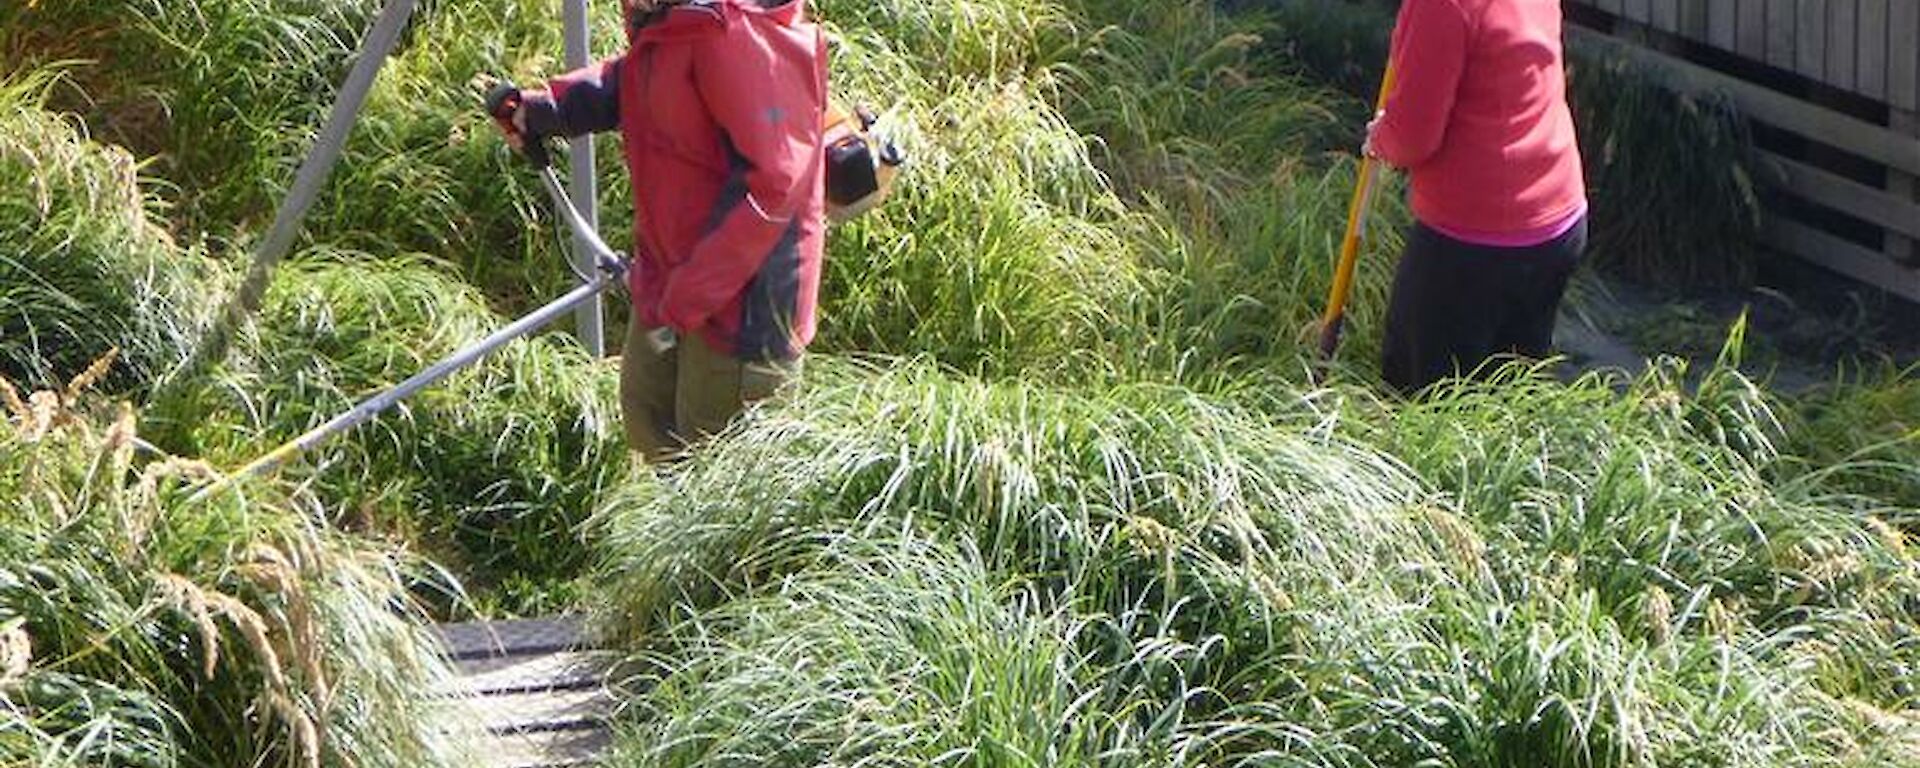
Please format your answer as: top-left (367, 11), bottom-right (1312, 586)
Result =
top-left (1567, 0), bottom-right (1915, 102)
top-left (1564, 24), bottom-right (1920, 301)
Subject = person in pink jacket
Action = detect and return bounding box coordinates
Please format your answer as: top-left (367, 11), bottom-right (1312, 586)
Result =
top-left (496, 0), bottom-right (828, 461)
top-left (1365, 0), bottom-right (1589, 394)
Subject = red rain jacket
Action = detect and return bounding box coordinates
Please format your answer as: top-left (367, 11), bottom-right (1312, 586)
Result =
top-left (522, 0), bottom-right (827, 361)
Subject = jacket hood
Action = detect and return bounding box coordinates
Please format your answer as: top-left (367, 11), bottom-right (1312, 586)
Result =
top-left (632, 0), bottom-right (806, 43)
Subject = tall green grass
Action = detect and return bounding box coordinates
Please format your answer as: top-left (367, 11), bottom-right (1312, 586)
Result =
top-left (6, 2), bottom-right (1917, 765)
top-left (589, 360), bottom-right (1919, 765)
top-left (0, 0), bottom-right (386, 231)
top-left (0, 69), bottom-right (224, 393)
top-left (1054, 0), bottom-right (1347, 194)
top-left (606, 534), bottom-right (1199, 764)
top-left (813, 73), bottom-right (1148, 380)
top-left (1784, 365), bottom-right (1920, 513)
top-left (1363, 359), bottom-right (1919, 707)
top-left (814, 0), bottom-right (1077, 83)
top-left (0, 365), bottom-right (456, 767)
top-left (146, 251), bottom-right (626, 615)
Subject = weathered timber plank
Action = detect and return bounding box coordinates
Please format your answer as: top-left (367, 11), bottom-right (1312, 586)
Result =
top-left (437, 617), bottom-right (588, 660)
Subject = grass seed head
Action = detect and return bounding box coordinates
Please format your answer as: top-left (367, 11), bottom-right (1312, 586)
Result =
top-left (1865, 517), bottom-right (1907, 558)
top-left (135, 456), bottom-right (220, 501)
top-left (204, 589), bottom-right (287, 691)
top-left (265, 689), bottom-right (322, 768)
top-left (102, 401), bottom-right (135, 450)
top-left (1416, 504), bottom-right (1488, 577)
top-left (237, 545), bottom-right (330, 707)
top-left (1706, 596), bottom-right (1743, 639)
top-left (62, 346), bottom-right (119, 403)
top-left (1642, 585), bottom-right (1674, 646)
top-left (1126, 515), bottom-right (1178, 559)
top-left (156, 573), bottom-right (224, 678)
top-left (24, 390), bottom-right (59, 441)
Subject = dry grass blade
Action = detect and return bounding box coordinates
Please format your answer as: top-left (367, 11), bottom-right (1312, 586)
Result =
top-left (155, 573), bottom-right (224, 679)
top-left (0, 375), bottom-right (26, 423)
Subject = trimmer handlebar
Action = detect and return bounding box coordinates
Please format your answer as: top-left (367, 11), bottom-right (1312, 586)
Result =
top-left (485, 79), bottom-right (551, 168)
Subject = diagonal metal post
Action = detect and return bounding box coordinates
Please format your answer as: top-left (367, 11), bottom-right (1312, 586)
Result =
top-left (563, 0), bottom-right (605, 356)
top-left (189, 165), bottom-right (625, 503)
top-left (169, 0), bottom-right (417, 391)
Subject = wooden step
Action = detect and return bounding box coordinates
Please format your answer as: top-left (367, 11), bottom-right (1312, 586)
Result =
top-left (450, 687), bottom-right (615, 735)
top-left (432, 616), bottom-right (617, 767)
top-left (464, 727), bottom-right (614, 768)
top-left (437, 617), bottom-right (589, 660)
top-left (440, 651), bottom-right (618, 697)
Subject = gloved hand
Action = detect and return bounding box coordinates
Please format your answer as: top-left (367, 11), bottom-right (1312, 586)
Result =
top-left (483, 79), bottom-right (550, 168)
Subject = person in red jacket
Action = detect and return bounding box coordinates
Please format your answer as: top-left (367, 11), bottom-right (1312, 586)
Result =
top-left (1365, 0), bottom-right (1588, 395)
top-left (498, 0), bottom-right (827, 461)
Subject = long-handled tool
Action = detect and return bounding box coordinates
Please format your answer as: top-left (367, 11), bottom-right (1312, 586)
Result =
top-left (1315, 60), bottom-right (1399, 366)
top-left (188, 88), bottom-right (622, 504)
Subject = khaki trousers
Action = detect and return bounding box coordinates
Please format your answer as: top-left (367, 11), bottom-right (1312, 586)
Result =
top-left (619, 320), bottom-right (799, 462)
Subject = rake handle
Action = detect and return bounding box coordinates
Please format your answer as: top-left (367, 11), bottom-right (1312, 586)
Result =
top-left (1317, 60), bottom-right (1399, 362)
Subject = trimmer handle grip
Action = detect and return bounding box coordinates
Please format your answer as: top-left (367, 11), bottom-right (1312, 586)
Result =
top-left (484, 79), bottom-right (551, 168)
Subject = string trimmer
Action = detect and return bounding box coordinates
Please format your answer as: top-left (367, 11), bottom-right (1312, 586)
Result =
top-left (188, 82), bottom-right (623, 503)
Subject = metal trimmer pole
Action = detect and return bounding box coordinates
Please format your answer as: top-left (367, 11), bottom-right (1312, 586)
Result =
top-left (176, 0), bottom-right (418, 389)
top-left (189, 167), bottom-right (624, 504)
top-left (185, 275), bottom-right (612, 504)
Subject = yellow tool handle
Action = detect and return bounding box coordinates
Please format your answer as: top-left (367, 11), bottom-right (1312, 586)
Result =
top-left (1317, 59), bottom-right (1399, 360)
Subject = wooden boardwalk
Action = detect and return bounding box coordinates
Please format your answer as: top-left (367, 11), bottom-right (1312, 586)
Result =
top-left (434, 617), bottom-right (618, 768)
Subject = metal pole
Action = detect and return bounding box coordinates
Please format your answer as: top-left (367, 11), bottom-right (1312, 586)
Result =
top-left (188, 167), bottom-right (625, 504)
top-left (563, 0), bottom-right (605, 356)
top-left (175, 0), bottom-right (418, 387)
top-left (187, 275), bottom-right (614, 504)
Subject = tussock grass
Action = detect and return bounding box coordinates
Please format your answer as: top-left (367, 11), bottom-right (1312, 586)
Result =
top-left (1362, 360), bottom-right (1920, 712)
top-left (606, 534), bottom-right (1197, 765)
top-left (0, 69), bottom-right (224, 393)
top-left (1054, 0), bottom-right (1348, 196)
top-left (591, 360), bottom-right (1920, 765)
top-left (590, 360), bottom-right (1433, 634)
top-left (1784, 365), bottom-right (1920, 513)
top-left (1117, 159), bottom-right (1407, 384)
top-left (815, 0), bottom-right (1076, 84)
top-left (147, 252), bottom-right (626, 615)
top-left (588, 360), bottom-right (1462, 762)
top-left (0, 358), bottom-right (456, 767)
top-left (1566, 44), bottom-right (1766, 289)
top-left (815, 73), bottom-right (1147, 380)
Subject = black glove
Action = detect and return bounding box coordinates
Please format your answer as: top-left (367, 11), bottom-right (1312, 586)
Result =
top-left (484, 79), bottom-right (551, 168)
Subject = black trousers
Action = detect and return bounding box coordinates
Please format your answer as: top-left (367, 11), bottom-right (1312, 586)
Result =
top-left (1380, 215), bottom-right (1586, 395)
